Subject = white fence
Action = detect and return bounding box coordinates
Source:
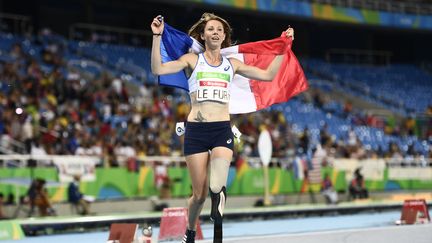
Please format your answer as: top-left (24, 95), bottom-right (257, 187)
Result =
top-left (0, 154), bottom-right (270, 168)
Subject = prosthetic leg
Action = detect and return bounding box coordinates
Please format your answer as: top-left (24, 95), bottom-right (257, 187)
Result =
top-left (210, 186), bottom-right (226, 243)
top-left (209, 158), bottom-right (230, 243)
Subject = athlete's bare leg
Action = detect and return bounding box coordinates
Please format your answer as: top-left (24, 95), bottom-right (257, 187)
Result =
top-left (185, 151), bottom-right (210, 230)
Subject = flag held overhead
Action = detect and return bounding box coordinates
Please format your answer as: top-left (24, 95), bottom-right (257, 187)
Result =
top-left (158, 23), bottom-right (308, 114)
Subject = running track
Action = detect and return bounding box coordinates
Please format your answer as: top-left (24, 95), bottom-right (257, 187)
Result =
top-left (7, 209), bottom-right (432, 243)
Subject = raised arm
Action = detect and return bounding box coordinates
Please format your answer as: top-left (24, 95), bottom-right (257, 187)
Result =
top-left (230, 55), bottom-right (284, 81)
top-left (231, 27), bottom-right (294, 81)
top-left (150, 15), bottom-right (195, 75)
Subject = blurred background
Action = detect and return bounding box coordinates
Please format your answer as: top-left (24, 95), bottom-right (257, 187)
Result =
top-left (0, 0), bottom-right (431, 241)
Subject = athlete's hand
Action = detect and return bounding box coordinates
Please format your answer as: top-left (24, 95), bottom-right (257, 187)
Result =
top-left (151, 15), bottom-right (164, 35)
top-left (284, 26), bottom-right (294, 40)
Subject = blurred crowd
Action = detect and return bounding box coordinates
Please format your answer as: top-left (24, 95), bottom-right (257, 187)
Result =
top-left (0, 40), bottom-right (183, 167)
top-left (0, 32), bottom-right (431, 171)
top-left (307, 87), bottom-right (432, 139)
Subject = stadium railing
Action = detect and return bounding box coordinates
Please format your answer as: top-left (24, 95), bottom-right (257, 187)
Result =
top-left (0, 154), bottom-right (275, 168)
top-left (0, 12), bottom-right (32, 35)
top-left (69, 22), bottom-right (153, 46)
top-left (0, 154), bottom-right (430, 169)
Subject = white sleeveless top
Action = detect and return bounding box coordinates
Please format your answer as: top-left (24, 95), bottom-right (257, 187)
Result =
top-left (188, 53), bottom-right (234, 103)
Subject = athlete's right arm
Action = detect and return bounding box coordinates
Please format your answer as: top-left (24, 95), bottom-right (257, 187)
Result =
top-left (150, 16), bottom-right (195, 75)
top-left (151, 45), bottom-right (194, 75)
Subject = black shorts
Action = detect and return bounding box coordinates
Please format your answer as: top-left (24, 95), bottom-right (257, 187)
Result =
top-left (184, 121), bottom-right (234, 156)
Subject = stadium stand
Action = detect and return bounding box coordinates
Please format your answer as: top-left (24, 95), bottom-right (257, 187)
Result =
top-left (303, 58), bottom-right (432, 116)
top-left (0, 30), bottom-right (430, 162)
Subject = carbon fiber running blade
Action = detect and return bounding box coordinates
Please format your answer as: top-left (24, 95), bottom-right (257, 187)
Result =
top-left (213, 222), bottom-right (222, 243)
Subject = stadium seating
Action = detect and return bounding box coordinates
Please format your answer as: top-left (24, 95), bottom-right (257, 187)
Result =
top-left (302, 58), bottom-right (432, 115)
top-left (272, 100), bottom-right (428, 154)
top-left (0, 31), bottom-right (430, 158)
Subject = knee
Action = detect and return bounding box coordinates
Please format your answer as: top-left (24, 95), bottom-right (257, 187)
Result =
top-left (210, 184), bottom-right (226, 193)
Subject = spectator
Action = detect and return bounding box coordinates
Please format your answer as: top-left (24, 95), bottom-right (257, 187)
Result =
top-left (343, 100), bottom-right (353, 118)
top-left (30, 178), bottom-right (56, 216)
top-left (154, 160), bottom-right (170, 197)
top-left (349, 168), bottom-right (369, 200)
top-left (24, 179), bottom-right (38, 216)
top-left (426, 105), bottom-right (432, 116)
top-left (67, 175), bottom-right (90, 215)
top-left (347, 127), bottom-right (357, 147)
top-left (0, 128), bottom-right (12, 153)
top-left (403, 116), bottom-right (416, 136)
top-left (0, 193), bottom-right (6, 219)
top-left (309, 144), bottom-right (326, 186)
top-left (312, 90), bottom-right (324, 108)
top-left (321, 174), bottom-right (338, 204)
top-left (5, 193), bottom-right (14, 205)
top-left (9, 43), bottom-right (25, 59)
top-left (299, 126), bottom-right (310, 154)
top-left (75, 141), bottom-right (93, 156)
top-left (30, 138), bottom-right (49, 165)
top-left (320, 123), bottom-right (331, 147)
top-left (115, 141), bottom-right (137, 167)
top-left (21, 116), bottom-right (34, 153)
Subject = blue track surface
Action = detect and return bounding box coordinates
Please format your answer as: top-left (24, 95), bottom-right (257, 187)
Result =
top-left (6, 209), bottom-right (432, 243)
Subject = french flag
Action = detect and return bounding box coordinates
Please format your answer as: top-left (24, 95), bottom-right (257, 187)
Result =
top-left (159, 23), bottom-right (308, 114)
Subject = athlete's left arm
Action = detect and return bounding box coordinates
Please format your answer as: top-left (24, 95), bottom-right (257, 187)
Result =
top-left (230, 27), bottom-right (294, 82)
top-left (230, 55), bottom-right (284, 82)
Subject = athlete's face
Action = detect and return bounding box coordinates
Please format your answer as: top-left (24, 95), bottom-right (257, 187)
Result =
top-left (201, 20), bottom-right (225, 48)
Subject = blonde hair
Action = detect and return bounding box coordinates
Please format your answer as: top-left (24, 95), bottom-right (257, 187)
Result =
top-left (188, 13), bottom-right (232, 49)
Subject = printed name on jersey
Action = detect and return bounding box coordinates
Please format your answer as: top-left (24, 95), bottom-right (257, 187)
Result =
top-left (197, 87), bottom-right (230, 102)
